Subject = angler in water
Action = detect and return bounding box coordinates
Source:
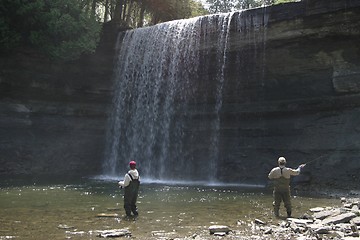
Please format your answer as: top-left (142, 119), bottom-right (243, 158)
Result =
top-left (268, 157), bottom-right (306, 218)
top-left (118, 160), bottom-right (140, 218)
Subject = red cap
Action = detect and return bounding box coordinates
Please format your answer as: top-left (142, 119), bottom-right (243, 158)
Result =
top-left (129, 161), bottom-right (136, 167)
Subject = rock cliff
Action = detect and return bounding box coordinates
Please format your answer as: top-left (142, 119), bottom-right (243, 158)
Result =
top-left (200, 0), bottom-right (360, 188)
top-left (211, 0), bottom-right (360, 188)
top-left (0, 22), bottom-right (119, 178)
top-left (0, 0), bottom-right (359, 190)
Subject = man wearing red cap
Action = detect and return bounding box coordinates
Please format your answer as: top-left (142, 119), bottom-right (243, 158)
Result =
top-left (118, 160), bottom-right (140, 218)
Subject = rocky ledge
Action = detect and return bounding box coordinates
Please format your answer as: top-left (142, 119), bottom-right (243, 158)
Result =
top-left (209, 196), bottom-right (360, 240)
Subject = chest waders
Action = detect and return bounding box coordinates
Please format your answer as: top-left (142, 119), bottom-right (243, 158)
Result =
top-left (124, 173), bottom-right (140, 217)
top-left (273, 168), bottom-right (292, 217)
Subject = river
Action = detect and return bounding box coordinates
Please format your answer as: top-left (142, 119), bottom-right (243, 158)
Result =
top-left (0, 178), bottom-right (340, 239)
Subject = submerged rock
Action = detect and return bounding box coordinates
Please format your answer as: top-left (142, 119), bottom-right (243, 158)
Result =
top-left (96, 213), bottom-right (119, 218)
top-left (57, 224), bottom-right (75, 230)
top-left (97, 229), bottom-right (131, 238)
top-left (151, 230), bottom-right (177, 237)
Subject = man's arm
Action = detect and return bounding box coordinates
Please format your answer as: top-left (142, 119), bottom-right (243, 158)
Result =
top-left (118, 174), bottom-right (131, 187)
top-left (289, 164), bottom-right (306, 176)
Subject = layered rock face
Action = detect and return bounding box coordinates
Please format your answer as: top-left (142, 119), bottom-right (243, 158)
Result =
top-left (211, 0), bottom-right (360, 187)
top-left (205, 1), bottom-right (360, 187)
top-left (1, 0), bottom-right (360, 189)
top-left (0, 22), bottom-right (118, 178)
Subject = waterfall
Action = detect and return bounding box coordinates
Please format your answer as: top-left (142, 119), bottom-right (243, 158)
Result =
top-left (205, 12), bottom-right (236, 182)
top-left (103, 10), bottom-right (268, 182)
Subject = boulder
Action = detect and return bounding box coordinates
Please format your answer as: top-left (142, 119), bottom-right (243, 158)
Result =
top-left (309, 207), bottom-right (325, 212)
top-left (351, 217), bottom-right (360, 226)
top-left (287, 218), bottom-right (313, 226)
top-left (254, 219), bottom-right (266, 225)
top-left (312, 225), bottom-right (332, 234)
top-left (214, 232), bottom-right (227, 236)
top-left (313, 209), bottom-right (340, 220)
top-left (322, 212), bottom-right (357, 225)
top-left (208, 225), bottom-right (231, 234)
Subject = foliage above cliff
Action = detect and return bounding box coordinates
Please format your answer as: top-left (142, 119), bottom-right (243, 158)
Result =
top-left (0, 0), bottom-right (101, 61)
top-left (205, 0), bottom-right (298, 13)
top-left (0, 0), bottom-right (206, 61)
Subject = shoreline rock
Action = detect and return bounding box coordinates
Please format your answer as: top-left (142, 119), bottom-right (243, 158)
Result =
top-left (60, 193), bottom-right (360, 239)
top-left (248, 196), bottom-right (360, 239)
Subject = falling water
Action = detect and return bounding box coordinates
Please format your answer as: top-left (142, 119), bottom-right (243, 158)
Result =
top-left (205, 12), bottom-right (236, 182)
top-left (103, 17), bottom-right (202, 180)
top-left (103, 10), bottom-right (268, 183)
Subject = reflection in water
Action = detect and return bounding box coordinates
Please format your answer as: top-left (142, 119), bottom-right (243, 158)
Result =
top-left (0, 180), bottom-right (339, 239)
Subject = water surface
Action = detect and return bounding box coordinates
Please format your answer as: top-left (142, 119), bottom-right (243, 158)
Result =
top-left (0, 179), bottom-right (340, 239)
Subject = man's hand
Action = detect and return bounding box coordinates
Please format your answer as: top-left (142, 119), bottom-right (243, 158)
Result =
top-left (299, 164), bottom-right (306, 168)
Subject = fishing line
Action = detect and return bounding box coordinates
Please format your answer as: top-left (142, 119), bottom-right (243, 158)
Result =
top-left (303, 142), bottom-right (357, 165)
top-left (304, 152), bottom-right (332, 165)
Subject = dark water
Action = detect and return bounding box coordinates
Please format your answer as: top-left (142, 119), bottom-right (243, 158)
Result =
top-left (0, 179), bottom-right (340, 239)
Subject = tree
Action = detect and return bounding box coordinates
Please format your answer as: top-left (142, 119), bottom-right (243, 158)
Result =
top-left (140, 0), bottom-right (193, 25)
top-left (206, 0), bottom-right (235, 14)
top-left (234, 0), bottom-right (263, 10)
top-left (0, 0), bottom-right (101, 61)
top-left (0, 0), bottom-right (23, 51)
top-left (0, 0), bottom-right (208, 60)
top-left (190, 0), bottom-right (209, 16)
top-left (205, 0), bottom-right (298, 13)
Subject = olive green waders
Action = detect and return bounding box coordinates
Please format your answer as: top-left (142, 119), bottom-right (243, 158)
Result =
top-left (124, 174), bottom-right (140, 217)
top-left (272, 177), bottom-right (292, 217)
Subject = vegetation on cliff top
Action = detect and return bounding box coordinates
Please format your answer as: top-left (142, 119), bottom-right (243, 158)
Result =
top-left (205, 0), bottom-right (298, 13)
top-left (0, 0), bottom-right (207, 61)
top-left (0, 0), bottom-right (296, 61)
